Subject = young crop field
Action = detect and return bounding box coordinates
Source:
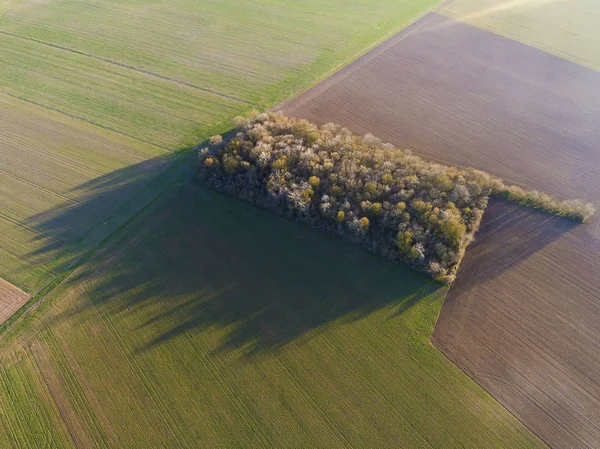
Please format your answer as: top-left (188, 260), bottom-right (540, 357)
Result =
top-left (0, 0), bottom-right (441, 149)
top-left (0, 0), bottom-right (441, 294)
top-left (0, 175), bottom-right (544, 448)
top-left (280, 10), bottom-right (600, 449)
top-left (0, 93), bottom-right (170, 293)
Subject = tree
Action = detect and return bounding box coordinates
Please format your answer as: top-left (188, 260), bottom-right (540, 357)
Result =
top-left (197, 112), bottom-right (592, 284)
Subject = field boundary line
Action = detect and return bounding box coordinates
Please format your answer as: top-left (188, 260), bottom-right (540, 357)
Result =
top-left (0, 211), bottom-right (60, 245)
top-left (0, 245), bottom-right (58, 279)
top-left (0, 391), bottom-right (16, 449)
top-left (0, 30), bottom-right (256, 106)
top-left (276, 0), bottom-right (449, 111)
top-left (431, 336), bottom-right (564, 449)
top-left (0, 153), bottom-right (190, 343)
top-left (1, 130), bottom-right (106, 179)
top-left (0, 92), bottom-right (171, 161)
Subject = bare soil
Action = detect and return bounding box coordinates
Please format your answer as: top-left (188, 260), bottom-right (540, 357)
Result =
top-left (432, 199), bottom-right (600, 449)
top-left (280, 12), bottom-right (600, 448)
top-left (0, 277), bottom-right (30, 325)
top-left (279, 13), bottom-right (600, 202)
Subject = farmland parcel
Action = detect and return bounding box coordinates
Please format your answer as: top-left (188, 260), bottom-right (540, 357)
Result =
top-left (0, 0), bottom-right (547, 447)
top-left (0, 277), bottom-right (30, 326)
top-left (433, 199), bottom-right (600, 449)
top-left (281, 11), bottom-right (600, 449)
top-left (0, 174), bottom-right (543, 448)
top-left (440, 0), bottom-right (600, 72)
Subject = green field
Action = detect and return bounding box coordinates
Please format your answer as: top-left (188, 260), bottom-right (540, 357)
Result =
top-left (0, 172), bottom-right (544, 448)
top-left (0, 94), bottom-right (172, 292)
top-left (440, 0), bottom-right (600, 71)
top-left (0, 0), bottom-right (443, 147)
top-left (0, 0), bottom-right (440, 293)
top-left (0, 0), bottom-right (549, 446)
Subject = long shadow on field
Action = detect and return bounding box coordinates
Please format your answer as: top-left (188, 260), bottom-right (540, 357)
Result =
top-left (29, 151), bottom-right (577, 355)
top-left (40, 164), bottom-right (438, 355)
top-left (453, 198), bottom-right (577, 287)
top-left (25, 151), bottom-right (191, 283)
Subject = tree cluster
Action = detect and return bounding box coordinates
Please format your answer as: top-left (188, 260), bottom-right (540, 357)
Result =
top-left (198, 112), bottom-right (496, 282)
top-left (493, 185), bottom-right (595, 223)
top-left (197, 113), bottom-right (595, 282)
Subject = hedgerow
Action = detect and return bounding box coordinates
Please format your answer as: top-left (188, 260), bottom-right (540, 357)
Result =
top-left (197, 112), bottom-right (595, 283)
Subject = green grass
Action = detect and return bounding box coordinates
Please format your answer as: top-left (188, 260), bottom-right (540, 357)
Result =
top-left (0, 0), bottom-right (441, 293)
top-left (440, 0), bottom-right (600, 72)
top-left (0, 174), bottom-right (545, 448)
top-left (0, 347), bottom-right (75, 448)
top-left (0, 0), bottom-right (441, 108)
top-left (0, 93), bottom-right (174, 292)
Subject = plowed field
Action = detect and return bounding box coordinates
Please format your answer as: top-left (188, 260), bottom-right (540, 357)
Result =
top-left (433, 200), bottom-right (600, 449)
top-left (0, 278), bottom-right (30, 326)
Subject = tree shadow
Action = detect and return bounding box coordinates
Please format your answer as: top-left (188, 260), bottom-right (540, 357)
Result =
top-left (37, 162), bottom-right (438, 356)
top-left (24, 150), bottom-right (191, 284)
top-left (452, 197), bottom-right (578, 291)
top-left (27, 147), bottom-right (583, 356)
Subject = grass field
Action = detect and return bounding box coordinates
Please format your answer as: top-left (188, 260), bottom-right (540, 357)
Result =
top-left (280, 10), bottom-right (600, 448)
top-left (0, 0), bottom-right (441, 294)
top-left (0, 93), bottom-right (169, 292)
top-left (440, 0), bottom-right (600, 72)
top-left (0, 174), bottom-right (544, 448)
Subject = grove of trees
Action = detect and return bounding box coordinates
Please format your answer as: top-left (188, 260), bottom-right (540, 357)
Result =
top-left (197, 112), bottom-right (595, 283)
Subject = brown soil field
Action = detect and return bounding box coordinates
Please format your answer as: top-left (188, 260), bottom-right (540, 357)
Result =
top-left (0, 277), bottom-right (31, 326)
top-left (432, 199), bottom-right (600, 449)
top-left (279, 12), bottom-right (600, 202)
top-left (280, 12), bottom-right (600, 449)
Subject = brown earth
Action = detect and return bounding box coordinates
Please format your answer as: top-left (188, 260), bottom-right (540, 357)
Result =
top-left (279, 12), bottom-right (600, 202)
top-left (280, 12), bottom-right (600, 449)
top-left (0, 277), bottom-right (31, 325)
top-left (432, 199), bottom-right (600, 449)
